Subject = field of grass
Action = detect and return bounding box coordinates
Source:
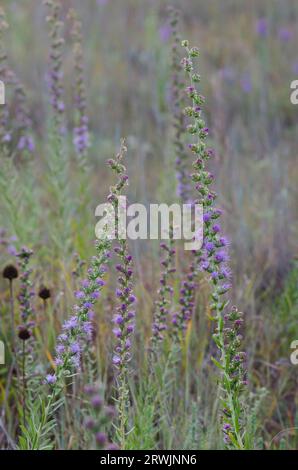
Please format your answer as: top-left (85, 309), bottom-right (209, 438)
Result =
top-left (0, 0), bottom-right (297, 451)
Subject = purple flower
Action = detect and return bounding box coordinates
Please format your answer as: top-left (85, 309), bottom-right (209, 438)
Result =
top-left (88, 310), bottom-right (95, 320)
top-left (256, 18), bottom-right (268, 38)
top-left (159, 23), bottom-right (171, 43)
top-left (116, 289), bottom-right (122, 298)
top-left (203, 212), bottom-right (212, 223)
top-left (63, 316), bottom-right (78, 330)
top-left (71, 354), bottom-right (81, 369)
top-left (91, 291), bottom-right (100, 299)
top-left (127, 323), bottom-right (135, 334)
top-left (84, 301), bottom-right (93, 309)
top-left (113, 315), bottom-right (124, 325)
top-left (45, 374), bottom-right (57, 385)
top-left (292, 61), bottom-right (298, 75)
top-left (95, 432), bottom-right (107, 446)
top-left (112, 328), bottom-right (122, 339)
top-left (2, 133), bottom-right (12, 143)
top-left (205, 241), bottom-right (215, 252)
top-left (219, 282), bottom-right (231, 294)
top-left (17, 135), bottom-right (35, 152)
top-left (84, 386), bottom-right (117, 449)
top-left (219, 237), bottom-right (229, 247)
top-left (75, 291), bottom-right (85, 299)
top-left (7, 245), bottom-right (17, 256)
top-left (212, 224), bottom-right (221, 233)
top-left (46, 1), bottom-right (66, 133)
top-left (219, 266), bottom-right (230, 278)
top-left (278, 27), bottom-right (293, 42)
top-left (223, 423), bottom-right (231, 432)
top-left (125, 339), bottom-right (131, 349)
top-left (219, 66), bottom-right (236, 82)
top-left (70, 342), bottom-right (80, 354)
top-left (81, 279), bottom-right (90, 289)
top-left (240, 74), bottom-right (252, 94)
top-left (58, 333), bottom-right (68, 342)
top-left (201, 261), bottom-right (210, 271)
top-left (112, 355), bottom-right (121, 365)
top-left (215, 251), bottom-right (227, 264)
top-left (56, 344), bottom-right (65, 355)
top-left (91, 395), bottom-right (103, 408)
top-left (82, 321), bottom-right (93, 338)
top-left (127, 311), bottom-right (135, 319)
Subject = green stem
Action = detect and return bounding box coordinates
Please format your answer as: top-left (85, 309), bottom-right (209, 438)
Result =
top-left (9, 280), bottom-right (15, 352)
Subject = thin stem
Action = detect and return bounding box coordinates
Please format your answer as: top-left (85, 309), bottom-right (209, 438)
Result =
top-left (22, 341), bottom-right (26, 426)
top-left (217, 312), bottom-right (244, 449)
top-left (117, 368), bottom-right (128, 449)
top-left (9, 280), bottom-right (15, 352)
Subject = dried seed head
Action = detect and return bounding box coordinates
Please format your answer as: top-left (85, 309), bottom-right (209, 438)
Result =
top-left (2, 264), bottom-right (19, 281)
top-left (38, 286), bottom-right (51, 300)
top-left (18, 327), bottom-right (31, 341)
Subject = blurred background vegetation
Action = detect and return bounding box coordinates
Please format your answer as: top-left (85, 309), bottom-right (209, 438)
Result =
top-left (0, 0), bottom-right (297, 449)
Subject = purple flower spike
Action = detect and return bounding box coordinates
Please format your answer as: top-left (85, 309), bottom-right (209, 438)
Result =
top-left (179, 35), bottom-right (247, 448)
top-left (45, 374), bottom-right (57, 385)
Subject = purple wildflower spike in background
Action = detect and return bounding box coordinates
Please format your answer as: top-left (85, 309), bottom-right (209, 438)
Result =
top-left (240, 73), bottom-right (252, 94)
top-left (278, 27), bottom-right (293, 43)
top-left (169, 7), bottom-right (192, 204)
top-left (256, 17), bottom-right (268, 38)
top-left (45, 0), bottom-right (66, 136)
top-left (84, 384), bottom-right (118, 450)
top-left (172, 260), bottom-right (196, 337)
top-left (151, 235), bottom-right (176, 353)
top-left (159, 23), bottom-right (171, 43)
top-left (0, 8), bottom-right (9, 149)
top-left (68, 9), bottom-right (90, 166)
top-left (0, 10), bottom-right (34, 156)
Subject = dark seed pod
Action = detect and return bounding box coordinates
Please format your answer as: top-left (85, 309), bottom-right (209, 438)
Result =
top-left (38, 286), bottom-right (51, 300)
top-left (2, 264), bottom-right (19, 281)
top-left (18, 327), bottom-right (31, 341)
